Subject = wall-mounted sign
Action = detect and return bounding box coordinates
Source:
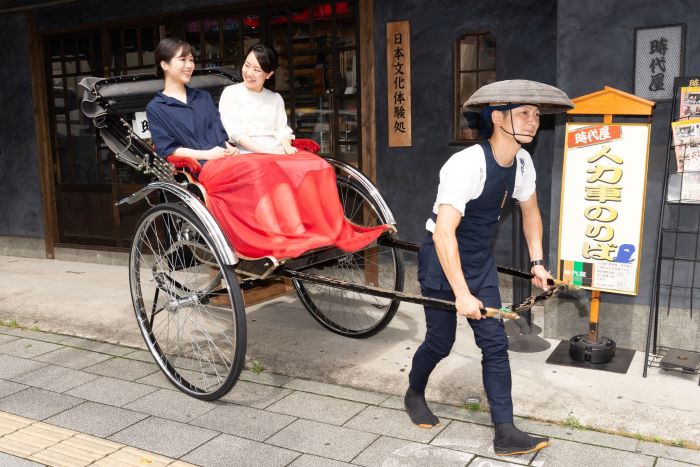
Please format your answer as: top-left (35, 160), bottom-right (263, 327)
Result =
top-left (558, 123), bottom-right (651, 295)
top-left (634, 24), bottom-right (685, 101)
top-left (387, 20), bottom-right (411, 147)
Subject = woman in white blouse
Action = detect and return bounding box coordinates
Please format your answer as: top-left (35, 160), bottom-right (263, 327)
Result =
top-left (219, 43), bottom-right (297, 154)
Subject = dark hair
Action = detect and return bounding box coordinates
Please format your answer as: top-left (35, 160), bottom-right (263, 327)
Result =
top-left (245, 43), bottom-right (279, 73)
top-left (155, 38), bottom-right (193, 76)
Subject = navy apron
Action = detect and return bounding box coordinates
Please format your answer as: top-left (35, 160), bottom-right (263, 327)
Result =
top-left (410, 142), bottom-right (519, 423)
top-left (417, 142), bottom-right (517, 302)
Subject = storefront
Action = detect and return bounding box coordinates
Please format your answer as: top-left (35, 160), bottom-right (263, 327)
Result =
top-left (2, 0), bottom-right (699, 352)
top-left (28, 0), bottom-right (365, 249)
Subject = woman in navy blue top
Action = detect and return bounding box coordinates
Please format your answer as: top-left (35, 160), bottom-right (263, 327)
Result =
top-left (146, 38), bottom-right (239, 164)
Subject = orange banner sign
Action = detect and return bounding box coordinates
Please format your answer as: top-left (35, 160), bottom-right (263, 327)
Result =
top-left (567, 124), bottom-right (622, 149)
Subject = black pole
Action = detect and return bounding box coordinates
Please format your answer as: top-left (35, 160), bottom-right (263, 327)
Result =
top-left (511, 200), bottom-right (532, 330)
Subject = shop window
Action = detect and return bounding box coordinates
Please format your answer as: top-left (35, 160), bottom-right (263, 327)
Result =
top-left (185, 1), bottom-right (359, 165)
top-left (454, 32), bottom-right (496, 142)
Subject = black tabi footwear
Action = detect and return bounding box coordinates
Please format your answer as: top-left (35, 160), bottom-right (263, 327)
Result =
top-left (404, 387), bottom-right (441, 428)
top-left (493, 422), bottom-right (550, 456)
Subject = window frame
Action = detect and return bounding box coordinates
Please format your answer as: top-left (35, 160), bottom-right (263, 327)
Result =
top-left (452, 31), bottom-right (496, 144)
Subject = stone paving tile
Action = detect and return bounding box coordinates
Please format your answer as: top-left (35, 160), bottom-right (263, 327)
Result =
top-left (92, 446), bottom-right (174, 467)
top-left (0, 411), bottom-right (33, 436)
top-left (380, 395), bottom-right (492, 426)
top-left (135, 366), bottom-right (226, 391)
top-left (220, 380), bottom-right (293, 409)
top-left (190, 402), bottom-right (296, 442)
top-left (20, 331), bottom-right (74, 344)
top-left (352, 435), bottom-right (474, 467)
top-left (430, 419), bottom-right (535, 465)
top-left (0, 329), bottom-right (73, 344)
top-left (0, 387), bottom-right (84, 420)
top-left (529, 437), bottom-right (655, 467)
top-left (0, 452), bottom-right (43, 466)
top-left (46, 401), bottom-right (149, 438)
top-left (83, 357), bottom-right (160, 381)
top-left (65, 376), bottom-right (157, 407)
top-left (654, 458), bottom-right (698, 467)
top-left (0, 333), bottom-right (19, 345)
top-left (468, 457), bottom-right (523, 466)
top-left (58, 336), bottom-right (135, 356)
top-left (183, 432), bottom-right (301, 467)
top-left (109, 416), bottom-right (218, 458)
top-left (344, 406), bottom-right (448, 444)
top-left (31, 440), bottom-right (107, 466)
top-left (239, 369), bottom-right (295, 387)
top-left (1, 431), bottom-right (71, 460)
top-left (170, 461), bottom-right (199, 467)
top-left (266, 391), bottom-right (367, 426)
top-left (636, 440), bottom-right (700, 465)
top-left (281, 378), bottom-right (390, 405)
top-left (1, 421), bottom-right (77, 458)
top-left (0, 338), bottom-right (62, 359)
top-left (66, 433), bottom-right (123, 456)
top-left (267, 419), bottom-right (378, 462)
top-left (0, 356), bottom-right (47, 380)
top-left (0, 379), bottom-right (28, 399)
top-left (518, 418), bottom-right (640, 452)
top-left (11, 365), bottom-right (99, 393)
top-left (124, 388), bottom-right (216, 423)
top-left (287, 453), bottom-right (353, 466)
top-left (121, 349), bottom-right (155, 363)
top-left (134, 370), bottom-right (175, 390)
top-left (33, 346), bottom-right (113, 370)
top-left (0, 328), bottom-right (65, 341)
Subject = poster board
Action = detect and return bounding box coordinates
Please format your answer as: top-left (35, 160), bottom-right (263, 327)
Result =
top-left (557, 123), bottom-right (651, 295)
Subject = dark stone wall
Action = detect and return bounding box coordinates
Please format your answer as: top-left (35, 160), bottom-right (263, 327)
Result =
top-left (553, 0), bottom-right (700, 307)
top-left (0, 12), bottom-right (44, 238)
top-left (373, 0), bottom-right (558, 266)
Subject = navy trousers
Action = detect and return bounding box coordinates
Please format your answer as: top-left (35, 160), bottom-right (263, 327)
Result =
top-left (408, 286), bottom-right (514, 424)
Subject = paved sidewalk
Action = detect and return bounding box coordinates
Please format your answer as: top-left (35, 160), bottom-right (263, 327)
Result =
top-left (2, 255), bottom-right (699, 448)
top-left (0, 326), bottom-right (698, 467)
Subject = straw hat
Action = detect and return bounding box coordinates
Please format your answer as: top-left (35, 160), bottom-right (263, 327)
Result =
top-left (462, 79), bottom-right (574, 114)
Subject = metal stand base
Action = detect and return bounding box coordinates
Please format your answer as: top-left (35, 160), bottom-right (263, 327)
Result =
top-left (569, 335), bottom-right (616, 363)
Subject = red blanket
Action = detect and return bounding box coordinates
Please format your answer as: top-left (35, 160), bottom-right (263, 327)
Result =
top-left (198, 151), bottom-right (390, 259)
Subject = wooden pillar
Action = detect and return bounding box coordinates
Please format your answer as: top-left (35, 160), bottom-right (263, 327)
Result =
top-left (26, 11), bottom-right (58, 259)
top-left (359, 0), bottom-right (376, 182)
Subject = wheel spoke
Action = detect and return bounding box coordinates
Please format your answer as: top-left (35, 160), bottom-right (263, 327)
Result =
top-left (130, 204), bottom-right (246, 399)
top-left (294, 178), bottom-right (403, 337)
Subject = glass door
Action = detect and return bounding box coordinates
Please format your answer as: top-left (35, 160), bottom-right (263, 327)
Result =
top-left (45, 25), bottom-right (162, 247)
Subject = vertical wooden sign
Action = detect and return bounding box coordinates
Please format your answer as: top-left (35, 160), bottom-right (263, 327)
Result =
top-left (387, 21), bottom-right (411, 147)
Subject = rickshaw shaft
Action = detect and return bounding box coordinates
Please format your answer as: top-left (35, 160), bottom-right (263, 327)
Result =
top-left (280, 268), bottom-right (496, 315)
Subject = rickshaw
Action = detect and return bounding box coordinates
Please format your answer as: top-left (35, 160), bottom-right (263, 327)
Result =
top-left (79, 69), bottom-right (570, 401)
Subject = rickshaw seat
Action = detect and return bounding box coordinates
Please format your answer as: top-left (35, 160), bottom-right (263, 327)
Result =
top-left (162, 140), bottom-right (387, 261)
top-left (167, 155), bottom-right (202, 174)
top-left (164, 139), bottom-right (319, 177)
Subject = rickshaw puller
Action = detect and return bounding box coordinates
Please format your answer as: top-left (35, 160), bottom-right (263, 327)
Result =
top-left (404, 80), bottom-right (574, 456)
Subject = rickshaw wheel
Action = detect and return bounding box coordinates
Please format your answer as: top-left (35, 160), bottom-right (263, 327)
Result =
top-left (130, 203), bottom-right (246, 400)
top-left (293, 177), bottom-right (404, 338)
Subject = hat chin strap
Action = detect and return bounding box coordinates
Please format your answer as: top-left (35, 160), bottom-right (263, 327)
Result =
top-left (497, 109), bottom-right (529, 145)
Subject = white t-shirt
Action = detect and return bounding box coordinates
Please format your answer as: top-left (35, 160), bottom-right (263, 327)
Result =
top-left (219, 82), bottom-right (294, 152)
top-left (426, 144), bottom-right (537, 232)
